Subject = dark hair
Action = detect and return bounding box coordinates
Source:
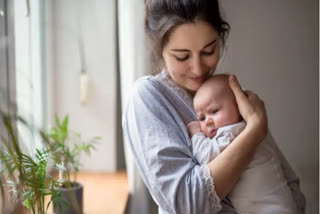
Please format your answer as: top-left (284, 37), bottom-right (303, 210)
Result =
top-left (145, 0), bottom-right (230, 73)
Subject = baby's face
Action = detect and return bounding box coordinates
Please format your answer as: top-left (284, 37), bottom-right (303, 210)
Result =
top-left (194, 76), bottom-right (240, 138)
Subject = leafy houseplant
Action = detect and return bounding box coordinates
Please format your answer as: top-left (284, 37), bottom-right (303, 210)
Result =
top-left (40, 115), bottom-right (99, 214)
top-left (0, 112), bottom-right (63, 214)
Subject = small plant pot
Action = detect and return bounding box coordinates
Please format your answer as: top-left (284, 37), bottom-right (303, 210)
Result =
top-left (53, 181), bottom-right (83, 214)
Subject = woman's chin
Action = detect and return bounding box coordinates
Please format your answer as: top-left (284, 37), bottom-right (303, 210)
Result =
top-left (183, 86), bottom-right (198, 96)
top-left (186, 83), bottom-right (202, 94)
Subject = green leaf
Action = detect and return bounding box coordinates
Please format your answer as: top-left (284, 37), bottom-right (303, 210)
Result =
top-left (55, 114), bottom-right (61, 128)
top-left (62, 115), bottom-right (69, 132)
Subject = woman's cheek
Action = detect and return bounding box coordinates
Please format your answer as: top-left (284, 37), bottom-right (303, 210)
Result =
top-left (175, 62), bottom-right (189, 74)
top-left (209, 55), bottom-right (219, 68)
top-left (168, 62), bottom-right (188, 76)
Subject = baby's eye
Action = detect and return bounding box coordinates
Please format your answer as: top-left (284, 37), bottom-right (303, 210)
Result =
top-left (212, 109), bottom-right (219, 114)
top-left (199, 116), bottom-right (206, 121)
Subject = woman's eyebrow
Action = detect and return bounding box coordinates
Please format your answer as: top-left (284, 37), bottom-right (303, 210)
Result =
top-left (203, 39), bottom-right (217, 49)
top-left (170, 39), bottom-right (217, 52)
top-left (170, 48), bottom-right (190, 52)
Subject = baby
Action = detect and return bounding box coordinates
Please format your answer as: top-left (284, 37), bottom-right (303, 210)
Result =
top-left (187, 74), bottom-right (298, 214)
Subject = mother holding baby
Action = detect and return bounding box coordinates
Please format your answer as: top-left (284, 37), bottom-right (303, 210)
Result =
top-left (122, 0), bottom-right (305, 213)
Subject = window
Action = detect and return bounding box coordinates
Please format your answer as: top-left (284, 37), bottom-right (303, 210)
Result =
top-left (5, 0), bottom-right (46, 156)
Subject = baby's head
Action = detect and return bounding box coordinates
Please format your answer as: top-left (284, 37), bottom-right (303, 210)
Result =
top-left (194, 74), bottom-right (241, 138)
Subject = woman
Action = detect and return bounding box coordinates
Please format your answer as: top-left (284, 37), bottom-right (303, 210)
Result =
top-left (122, 0), bottom-right (305, 213)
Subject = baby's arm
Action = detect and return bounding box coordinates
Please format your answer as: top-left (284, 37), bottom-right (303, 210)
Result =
top-left (187, 121), bottom-right (232, 164)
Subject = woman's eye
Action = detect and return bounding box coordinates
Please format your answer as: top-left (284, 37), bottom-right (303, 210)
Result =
top-left (201, 49), bottom-right (215, 56)
top-left (175, 55), bottom-right (189, 61)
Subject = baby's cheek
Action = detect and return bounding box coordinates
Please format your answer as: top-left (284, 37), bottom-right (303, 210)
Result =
top-left (201, 123), bottom-right (212, 137)
top-left (216, 112), bottom-right (236, 128)
top-left (200, 122), bottom-right (206, 133)
top-left (215, 114), bottom-right (228, 128)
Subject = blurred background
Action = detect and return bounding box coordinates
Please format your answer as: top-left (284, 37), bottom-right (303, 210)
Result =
top-left (0, 0), bottom-right (318, 213)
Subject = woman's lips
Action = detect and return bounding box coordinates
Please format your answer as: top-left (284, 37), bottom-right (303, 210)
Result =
top-left (190, 76), bottom-right (205, 83)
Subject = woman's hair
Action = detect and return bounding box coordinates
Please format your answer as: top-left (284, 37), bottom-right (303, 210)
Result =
top-left (145, 0), bottom-right (230, 73)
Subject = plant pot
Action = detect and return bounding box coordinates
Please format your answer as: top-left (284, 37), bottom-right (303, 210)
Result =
top-left (53, 181), bottom-right (83, 214)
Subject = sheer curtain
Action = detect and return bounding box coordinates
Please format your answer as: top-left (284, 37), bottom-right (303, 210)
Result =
top-left (0, 0), bottom-right (15, 211)
top-left (14, 0), bottom-right (46, 156)
top-left (0, 0), bottom-right (43, 212)
top-left (0, 1), bottom-right (45, 157)
top-left (118, 0), bottom-right (157, 213)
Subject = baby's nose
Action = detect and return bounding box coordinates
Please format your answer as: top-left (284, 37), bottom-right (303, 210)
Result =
top-left (206, 119), bottom-right (214, 126)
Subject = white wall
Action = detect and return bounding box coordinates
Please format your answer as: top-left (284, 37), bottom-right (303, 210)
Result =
top-left (46, 0), bottom-right (117, 171)
top-left (219, 1), bottom-right (318, 213)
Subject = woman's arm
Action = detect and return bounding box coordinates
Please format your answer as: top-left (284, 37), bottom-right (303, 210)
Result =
top-left (208, 75), bottom-right (268, 199)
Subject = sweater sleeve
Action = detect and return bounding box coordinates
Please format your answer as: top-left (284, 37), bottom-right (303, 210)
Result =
top-left (122, 77), bottom-right (223, 214)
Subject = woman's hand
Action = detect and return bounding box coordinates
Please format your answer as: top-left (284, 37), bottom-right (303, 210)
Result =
top-left (229, 75), bottom-right (268, 141)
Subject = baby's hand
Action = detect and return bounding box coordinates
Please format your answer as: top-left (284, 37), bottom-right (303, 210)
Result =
top-left (187, 121), bottom-right (201, 137)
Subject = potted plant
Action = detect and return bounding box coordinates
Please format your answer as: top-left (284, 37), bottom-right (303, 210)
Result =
top-left (40, 115), bottom-right (100, 214)
top-left (0, 111), bottom-right (64, 214)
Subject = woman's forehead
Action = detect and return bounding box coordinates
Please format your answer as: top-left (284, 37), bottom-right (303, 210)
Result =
top-left (165, 20), bottom-right (219, 50)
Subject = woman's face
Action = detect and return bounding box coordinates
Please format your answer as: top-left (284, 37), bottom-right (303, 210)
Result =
top-left (162, 19), bottom-right (221, 95)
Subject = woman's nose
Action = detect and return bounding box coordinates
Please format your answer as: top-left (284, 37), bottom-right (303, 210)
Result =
top-left (191, 56), bottom-right (204, 76)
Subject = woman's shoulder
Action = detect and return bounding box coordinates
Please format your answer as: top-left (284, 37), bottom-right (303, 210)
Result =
top-left (124, 74), bottom-right (167, 114)
top-left (130, 73), bottom-right (169, 102)
top-left (123, 74), bottom-right (185, 134)
top-left (133, 75), bottom-right (157, 92)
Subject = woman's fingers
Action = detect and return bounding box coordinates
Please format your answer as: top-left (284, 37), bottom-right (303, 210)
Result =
top-left (244, 90), bottom-right (258, 102)
top-left (244, 90), bottom-right (254, 97)
top-left (228, 75), bottom-right (268, 141)
top-left (244, 90), bottom-right (265, 110)
top-left (228, 75), bottom-right (248, 105)
top-left (229, 75), bottom-right (253, 118)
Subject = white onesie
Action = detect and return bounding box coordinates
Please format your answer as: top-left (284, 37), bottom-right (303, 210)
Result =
top-left (191, 121), bottom-right (298, 214)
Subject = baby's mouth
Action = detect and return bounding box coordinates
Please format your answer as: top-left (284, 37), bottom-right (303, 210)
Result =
top-left (208, 125), bottom-right (217, 136)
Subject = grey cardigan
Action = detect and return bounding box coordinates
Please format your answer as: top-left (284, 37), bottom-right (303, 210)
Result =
top-left (122, 71), bottom-right (305, 214)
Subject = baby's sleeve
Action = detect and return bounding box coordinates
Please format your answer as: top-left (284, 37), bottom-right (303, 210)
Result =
top-left (191, 133), bottom-right (230, 164)
top-left (191, 122), bottom-right (247, 164)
